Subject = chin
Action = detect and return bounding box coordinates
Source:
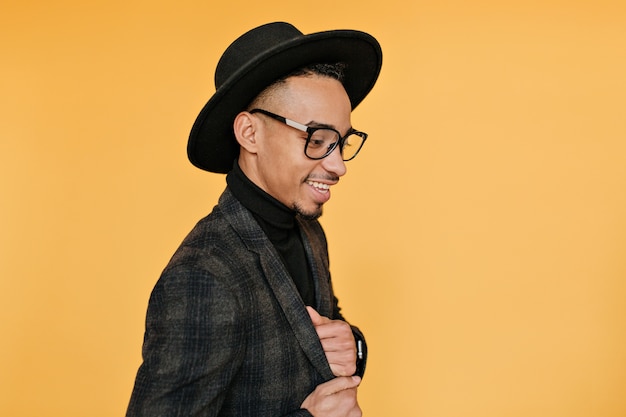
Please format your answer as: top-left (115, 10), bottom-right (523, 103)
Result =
top-left (294, 203), bottom-right (323, 221)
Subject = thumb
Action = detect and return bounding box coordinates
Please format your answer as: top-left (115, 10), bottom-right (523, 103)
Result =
top-left (306, 306), bottom-right (327, 326)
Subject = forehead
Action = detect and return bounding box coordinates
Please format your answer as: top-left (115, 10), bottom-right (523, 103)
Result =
top-left (271, 75), bottom-right (352, 127)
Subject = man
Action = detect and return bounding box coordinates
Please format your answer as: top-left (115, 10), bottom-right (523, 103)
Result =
top-left (127, 22), bottom-right (382, 417)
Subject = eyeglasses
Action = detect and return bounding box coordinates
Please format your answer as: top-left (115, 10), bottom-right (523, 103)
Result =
top-left (249, 108), bottom-right (368, 161)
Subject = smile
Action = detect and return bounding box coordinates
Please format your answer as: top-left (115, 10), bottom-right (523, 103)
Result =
top-left (307, 180), bottom-right (331, 193)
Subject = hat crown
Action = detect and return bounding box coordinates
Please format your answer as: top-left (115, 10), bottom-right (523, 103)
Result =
top-left (215, 22), bottom-right (304, 89)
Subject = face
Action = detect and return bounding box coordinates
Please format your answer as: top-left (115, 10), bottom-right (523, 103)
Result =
top-left (241, 75), bottom-right (352, 219)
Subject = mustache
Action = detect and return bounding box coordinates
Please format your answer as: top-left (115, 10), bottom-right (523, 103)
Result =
top-left (304, 174), bottom-right (339, 183)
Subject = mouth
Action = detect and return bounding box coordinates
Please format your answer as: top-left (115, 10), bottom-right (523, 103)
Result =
top-left (306, 180), bottom-right (331, 194)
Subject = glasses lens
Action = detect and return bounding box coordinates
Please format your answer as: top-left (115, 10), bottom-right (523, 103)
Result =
top-left (341, 132), bottom-right (366, 161)
top-left (305, 128), bottom-right (340, 159)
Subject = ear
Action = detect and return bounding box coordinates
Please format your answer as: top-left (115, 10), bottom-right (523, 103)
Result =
top-left (233, 111), bottom-right (259, 154)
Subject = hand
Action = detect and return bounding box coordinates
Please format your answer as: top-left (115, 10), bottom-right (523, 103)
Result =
top-left (301, 376), bottom-right (362, 417)
top-left (307, 307), bottom-right (357, 377)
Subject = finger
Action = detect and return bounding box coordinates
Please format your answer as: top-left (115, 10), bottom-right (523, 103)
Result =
top-left (328, 360), bottom-right (357, 377)
top-left (313, 320), bottom-right (353, 341)
top-left (319, 376), bottom-right (361, 395)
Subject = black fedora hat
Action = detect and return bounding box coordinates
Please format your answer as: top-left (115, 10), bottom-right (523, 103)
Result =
top-left (187, 22), bottom-right (383, 173)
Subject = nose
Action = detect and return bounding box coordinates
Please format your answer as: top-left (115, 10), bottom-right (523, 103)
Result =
top-left (321, 144), bottom-right (347, 177)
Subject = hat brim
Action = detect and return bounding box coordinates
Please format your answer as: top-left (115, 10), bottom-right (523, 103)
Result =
top-left (187, 29), bottom-right (383, 173)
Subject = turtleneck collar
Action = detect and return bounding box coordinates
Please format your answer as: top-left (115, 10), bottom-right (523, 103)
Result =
top-left (226, 161), bottom-right (296, 234)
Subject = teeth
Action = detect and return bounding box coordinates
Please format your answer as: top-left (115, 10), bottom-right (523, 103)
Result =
top-left (308, 181), bottom-right (330, 191)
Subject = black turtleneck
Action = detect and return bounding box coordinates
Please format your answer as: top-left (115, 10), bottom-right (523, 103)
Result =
top-left (226, 162), bottom-right (315, 306)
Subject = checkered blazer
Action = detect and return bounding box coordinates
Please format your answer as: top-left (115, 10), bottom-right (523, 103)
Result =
top-left (126, 187), bottom-right (366, 416)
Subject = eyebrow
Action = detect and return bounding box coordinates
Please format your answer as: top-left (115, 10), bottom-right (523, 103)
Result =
top-left (306, 120), bottom-right (354, 136)
top-left (306, 120), bottom-right (335, 129)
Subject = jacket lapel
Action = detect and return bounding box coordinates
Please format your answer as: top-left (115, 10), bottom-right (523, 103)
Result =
top-left (258, 254), bottom-right (334, 381)
top-left (298, 220), bottom-right (332, 318)
top-left (221, 190), bottom-right (335, 381)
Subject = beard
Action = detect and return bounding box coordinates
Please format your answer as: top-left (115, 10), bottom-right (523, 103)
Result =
top-left (293, 202), bottom-right (323, 221)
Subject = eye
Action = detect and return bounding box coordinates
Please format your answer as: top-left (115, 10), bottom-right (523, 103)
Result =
top-left (308, 138), bottom-right (325, 148)
top-left (308, 129), bottom-right (337, 148)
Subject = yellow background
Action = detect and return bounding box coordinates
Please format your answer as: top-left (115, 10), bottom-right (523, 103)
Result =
top-left (1, 0), bottom-right (625, 415)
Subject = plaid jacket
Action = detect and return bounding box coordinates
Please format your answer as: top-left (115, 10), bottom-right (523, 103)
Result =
top-left (127, 187), bottom-right (366, 416)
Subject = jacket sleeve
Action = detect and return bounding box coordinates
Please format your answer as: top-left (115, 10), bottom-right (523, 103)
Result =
top-left (351, 325), bottom-right (367, 378)
top-left (126, 265), bottom-right (246, 417)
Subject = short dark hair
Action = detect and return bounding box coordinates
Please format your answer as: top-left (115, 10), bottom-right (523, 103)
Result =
top-left (247, 62), bottom-right (346, 110)
top-left (283, 62), bottom-right (346, 83)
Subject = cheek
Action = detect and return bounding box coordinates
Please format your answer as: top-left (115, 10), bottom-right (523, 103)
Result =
top-left (258, 136), bottom-right (315, 185)
top-left (258, 150), bottom-right (301, 189)
top-left (266, 140), bottom-right (307, 171)
top-left (269, 158), bottom-right (313, 198)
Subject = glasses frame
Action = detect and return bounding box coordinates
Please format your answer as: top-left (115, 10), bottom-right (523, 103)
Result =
top-left (249, 108), bottom-right (367, 161)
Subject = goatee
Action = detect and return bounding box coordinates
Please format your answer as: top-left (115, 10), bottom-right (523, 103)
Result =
top-left (294, 203), bottom-right (323, 221)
